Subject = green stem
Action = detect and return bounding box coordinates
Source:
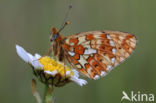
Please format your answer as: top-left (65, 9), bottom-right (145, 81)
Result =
top-left (43, 84), bottom-right (54, 103)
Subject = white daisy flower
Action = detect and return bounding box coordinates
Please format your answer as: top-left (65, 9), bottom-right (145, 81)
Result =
top-left (16, 45), bottom-right (87, 87)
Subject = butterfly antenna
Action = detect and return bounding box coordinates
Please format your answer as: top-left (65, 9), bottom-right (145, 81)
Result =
top-left (58, 4), bottom-right (72, 33)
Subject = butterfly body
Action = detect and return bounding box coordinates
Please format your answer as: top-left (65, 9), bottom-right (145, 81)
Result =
top-left (50, 27), bottom-right (137, 80)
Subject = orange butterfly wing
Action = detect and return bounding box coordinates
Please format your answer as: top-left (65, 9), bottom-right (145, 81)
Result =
top-left (63, 31), bottom-right (137, 79)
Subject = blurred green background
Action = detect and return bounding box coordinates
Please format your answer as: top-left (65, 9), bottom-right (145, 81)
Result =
top-left (0, 0), bottom-right (156, 103)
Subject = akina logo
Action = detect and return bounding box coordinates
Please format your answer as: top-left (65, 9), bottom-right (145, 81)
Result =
top-left (121, 91), bottom-right (154, 102)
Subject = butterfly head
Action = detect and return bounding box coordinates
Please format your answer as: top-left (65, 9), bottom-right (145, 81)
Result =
top-left (50, 21), bottom-right (70, 42)
top-left (50, 27), bottom-right (59, 42)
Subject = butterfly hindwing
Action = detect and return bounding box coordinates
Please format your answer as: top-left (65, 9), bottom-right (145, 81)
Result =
top-left (64, 31), bottom-right (137, 79)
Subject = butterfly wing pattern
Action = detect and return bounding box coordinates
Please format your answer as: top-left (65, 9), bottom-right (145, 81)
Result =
top-left (64, 31), bottom-right (137, 80)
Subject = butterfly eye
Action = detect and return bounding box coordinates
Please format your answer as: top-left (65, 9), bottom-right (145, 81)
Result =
top-left (50, 34), bottom-right (59, 42)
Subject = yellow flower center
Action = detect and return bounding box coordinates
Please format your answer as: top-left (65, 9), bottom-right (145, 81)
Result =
top-left (38, 56), bottom-right (73, 76)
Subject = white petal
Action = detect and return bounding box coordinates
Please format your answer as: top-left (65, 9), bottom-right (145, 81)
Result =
top-left (16, 44), bottom-right (43, 69)
top-left (35, 53), bottom-right (41, 59)
top-left (70, 76), bottom-right (88, 86)
top-left (27, 53), bottom-right (43, 69)
top-left (16, 45), bottom-right (30, 63)
top-left (66, 71), bottom-right (71, 75)
top-left (27, 53), bottom-right (34, 63)
top-left (72, 69), bottom-right (79, 77)
top-left (44, 70), bottom-right (58, 76)
top-left (32, 60), bottom-right (43, 69)
top-left (71, 69), bottom-right (88, 86)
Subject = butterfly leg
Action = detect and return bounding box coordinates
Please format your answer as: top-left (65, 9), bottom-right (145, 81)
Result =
top-left (63, 54), bottom-right (67, 78)
top-left (64, 53), bottom-right (77, 70)
top-left (43, 45), bottom-right (53, 56)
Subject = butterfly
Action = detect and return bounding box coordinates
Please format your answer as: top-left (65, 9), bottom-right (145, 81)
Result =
top-left (47, 22), bottom-right (137, 80)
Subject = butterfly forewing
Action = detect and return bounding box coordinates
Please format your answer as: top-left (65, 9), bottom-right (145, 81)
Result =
top-left (64, 31), bottom-right (137, 79)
